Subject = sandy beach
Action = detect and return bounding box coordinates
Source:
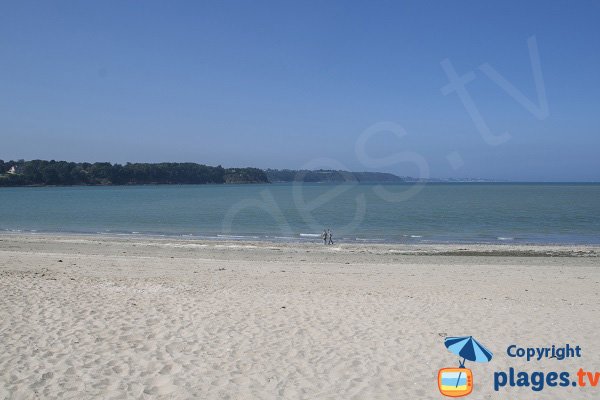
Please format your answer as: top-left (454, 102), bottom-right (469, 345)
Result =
top-left (0, 233), bottom-right (599, 399)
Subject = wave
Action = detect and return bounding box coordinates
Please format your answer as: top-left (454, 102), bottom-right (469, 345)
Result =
top-left (2, 228), bottom-right (597, 246)
top-left (217, 234), bottom-right (260, 239)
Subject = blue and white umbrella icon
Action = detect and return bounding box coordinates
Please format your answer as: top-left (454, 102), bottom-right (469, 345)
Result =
top-left (445, 336), bottom-right (493, 366)
top-left (444, 336), bottom-right (493, 388)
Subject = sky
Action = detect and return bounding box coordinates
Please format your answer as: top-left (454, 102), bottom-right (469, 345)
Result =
top-left (1, 1), bottom-right (599, 181)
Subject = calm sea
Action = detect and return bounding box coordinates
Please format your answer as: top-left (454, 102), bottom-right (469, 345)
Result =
top-left (1, 183), bottom-right (599, 245)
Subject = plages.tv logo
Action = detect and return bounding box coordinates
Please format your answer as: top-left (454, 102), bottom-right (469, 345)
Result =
top-left (438, 336), bottom-right (493, 397)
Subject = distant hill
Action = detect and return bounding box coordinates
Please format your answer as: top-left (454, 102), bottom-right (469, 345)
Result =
top-left (265, 169), bottom-right (494, 183)
top-left (265, 169), bottom-right (405, 183)
top-left (0, 160), bottom-right (492, 187)
top-left (0, 159), bottom-right (268, 186)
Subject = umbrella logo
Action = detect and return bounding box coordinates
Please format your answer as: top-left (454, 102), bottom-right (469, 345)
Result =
top-left (438, 336), bottom-right (493, 397)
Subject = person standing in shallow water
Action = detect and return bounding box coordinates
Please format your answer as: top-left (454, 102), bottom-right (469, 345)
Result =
top-left (322, 229), bottom-right (327, 245)
top-left (327, 229), bottom-right (334, 245)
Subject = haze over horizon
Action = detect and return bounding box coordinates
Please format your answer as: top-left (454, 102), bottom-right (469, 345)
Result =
top-left (1, 1), bottom-right (599, 182)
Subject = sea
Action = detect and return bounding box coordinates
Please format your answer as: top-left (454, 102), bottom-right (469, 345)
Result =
top-left (1, 183), bottom-right (599, 245)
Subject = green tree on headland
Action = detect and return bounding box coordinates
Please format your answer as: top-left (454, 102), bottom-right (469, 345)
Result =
top-left (0, 160), bottom-right (269, 186)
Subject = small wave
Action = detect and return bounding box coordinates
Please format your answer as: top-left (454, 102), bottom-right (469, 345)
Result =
top-left (497, 237), bottom-right (514, 241)
top-left (299, 233), bottom-right (320, 237)
top-left (217, 234), bottom-right (260, 239)
top-left (410, 235), bottom-right (423, 238)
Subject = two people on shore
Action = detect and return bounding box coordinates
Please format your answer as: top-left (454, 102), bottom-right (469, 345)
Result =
top-left (321, 229), bottom-right (334, 245)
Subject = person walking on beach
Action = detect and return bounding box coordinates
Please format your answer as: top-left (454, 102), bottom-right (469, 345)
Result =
top-left (322, 229), bottom-right (327, 245)
top-left (327, 229), bottom-right (334, 245)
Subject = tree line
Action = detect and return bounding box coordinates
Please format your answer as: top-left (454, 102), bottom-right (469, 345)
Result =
top-left (0, 160), bottom-right (268, 186)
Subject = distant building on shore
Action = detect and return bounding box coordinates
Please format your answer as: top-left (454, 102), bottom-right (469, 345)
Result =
top-left (7, 165), bottom-right (24, 175)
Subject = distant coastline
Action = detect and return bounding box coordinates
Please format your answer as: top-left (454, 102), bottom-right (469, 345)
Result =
top-left (0, 159), bottom-right (494, 187)
top-left (266, 169), bottom-right (493, 184)
top-left (0, 160), bottom-right (268, 187)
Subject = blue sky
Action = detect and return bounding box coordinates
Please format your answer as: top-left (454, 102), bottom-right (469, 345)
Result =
top-left (1, 1), bottom-right (599, 181)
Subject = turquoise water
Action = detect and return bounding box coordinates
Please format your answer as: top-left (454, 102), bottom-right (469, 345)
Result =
top-left (0, 183), bottom-right (599, 244)
top-left (441, 375), bottom-right (467, 387)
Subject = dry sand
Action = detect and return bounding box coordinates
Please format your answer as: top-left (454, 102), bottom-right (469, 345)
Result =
top-left (0, 233), bottom-right (599, 399)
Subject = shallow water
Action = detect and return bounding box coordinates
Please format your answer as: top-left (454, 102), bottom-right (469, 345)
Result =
top-left (1, 183), bottom-right (599, 244)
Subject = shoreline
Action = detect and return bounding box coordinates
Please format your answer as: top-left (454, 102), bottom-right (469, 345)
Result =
top-left (2, 227), bottom-right (600, 249)
top-left (1, 231), bottom-right (599, 258)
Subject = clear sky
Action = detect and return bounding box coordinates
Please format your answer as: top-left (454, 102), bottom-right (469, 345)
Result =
top-left (1, 1), bottom-right (598, 181)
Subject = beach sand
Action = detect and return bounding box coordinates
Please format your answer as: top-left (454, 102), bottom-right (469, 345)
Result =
top-left (0, 234), bottom-right (599, 399)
